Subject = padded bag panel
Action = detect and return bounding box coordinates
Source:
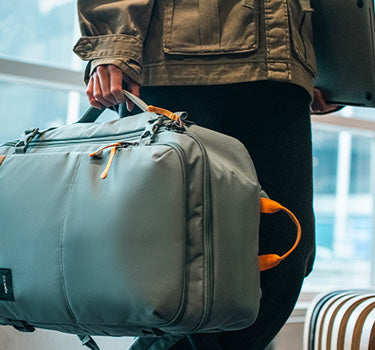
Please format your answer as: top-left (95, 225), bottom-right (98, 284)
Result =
top-left (0, 153), bottom-right (82, 324)
top-left (63, 145), bottom-right (187, 327)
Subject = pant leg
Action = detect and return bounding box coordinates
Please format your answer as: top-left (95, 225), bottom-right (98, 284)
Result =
top-left (136, 81), bottom-right (315, 350)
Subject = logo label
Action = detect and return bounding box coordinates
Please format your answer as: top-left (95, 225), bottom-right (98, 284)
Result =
top-left (0, 269), bottom-right (14, 301)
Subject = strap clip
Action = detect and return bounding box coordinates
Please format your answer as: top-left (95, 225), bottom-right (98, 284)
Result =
top-left (78, 335), bottom-right (101, 350)
top-left (15, 128), bottom-right (40, 153)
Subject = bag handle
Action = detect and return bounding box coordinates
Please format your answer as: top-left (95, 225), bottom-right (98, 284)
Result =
top-left (258, 197), bottom-right (302, 271)
top-left (78, 90), bottom-right (181, 124)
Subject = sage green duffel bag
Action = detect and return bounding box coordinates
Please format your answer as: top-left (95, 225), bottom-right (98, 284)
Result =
top-left (0, 91), bottom-right (300, 349)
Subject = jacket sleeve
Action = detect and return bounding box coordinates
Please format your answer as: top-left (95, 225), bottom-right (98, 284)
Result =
top-left (73, 0), bottom-right (155, 85)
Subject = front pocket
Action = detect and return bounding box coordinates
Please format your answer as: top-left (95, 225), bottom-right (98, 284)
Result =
top-left (63, 145), bottom-right (188, 327)
top-left (163, 0), bottom-right (259, 55)
top-left (287, 0), bottom-right (317, 77)
top-left (0, 152), bottom-right (82, 324)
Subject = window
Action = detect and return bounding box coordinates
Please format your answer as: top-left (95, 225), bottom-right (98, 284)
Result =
top-left (0, 0), bottom-right (81, 70)
top-left (303, 110), bottom-right (375, 291)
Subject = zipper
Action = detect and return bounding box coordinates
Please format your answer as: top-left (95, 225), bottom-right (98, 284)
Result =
top-left (156, 142), bottom-right (189, 328)
top-left (1, 128), bottom-right (145, 149)
top-left (185, 132), bottom-right (213, 333)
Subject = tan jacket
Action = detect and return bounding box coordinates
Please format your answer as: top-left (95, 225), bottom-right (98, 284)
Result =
top-left (74, 0), bottom-right (317, 97)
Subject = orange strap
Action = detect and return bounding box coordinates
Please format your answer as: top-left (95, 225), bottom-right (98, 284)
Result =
top-left (147, 105), bottom-right (185, 125)
top-left (258, 197), bottom-right (302, 272)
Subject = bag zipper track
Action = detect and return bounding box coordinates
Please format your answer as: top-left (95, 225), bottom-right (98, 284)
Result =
top-left (1, 128), bottom-right (146, 149)
top-left (185, 132), bottom-right (213, 333)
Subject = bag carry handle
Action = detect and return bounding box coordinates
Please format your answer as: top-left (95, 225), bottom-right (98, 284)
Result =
top-left (258, 197), bottom-right (302, 271)
top-left (78, 90), bottom-right (182, 124)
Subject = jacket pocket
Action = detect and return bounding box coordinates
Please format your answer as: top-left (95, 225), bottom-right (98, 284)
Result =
top-left (287, 0), bottom-right (317, 77)
top-left (163, 0), bottom-right (258, 55)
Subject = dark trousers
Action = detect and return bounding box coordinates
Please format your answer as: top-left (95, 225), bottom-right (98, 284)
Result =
top-left (123, 81), bottom-right (316, 350)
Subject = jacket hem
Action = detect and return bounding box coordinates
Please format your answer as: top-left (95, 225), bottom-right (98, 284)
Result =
top-left (142, 59), bottom-right (314, 99)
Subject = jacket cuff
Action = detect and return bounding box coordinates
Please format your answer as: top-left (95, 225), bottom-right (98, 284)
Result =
top-left (84, 58), bottom-right (143, 85)
top-left (74, 34), bottom-right (143, 82)
top-left (74, 34), bottom-right (142, 61)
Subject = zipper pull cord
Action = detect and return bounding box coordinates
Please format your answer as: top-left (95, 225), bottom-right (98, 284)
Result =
top-left (89, 142), bottom-right (121, 158)
top-left (148, 105), bottom-right (185, 126)
top-left (90, 142), bottom-right (121, 179)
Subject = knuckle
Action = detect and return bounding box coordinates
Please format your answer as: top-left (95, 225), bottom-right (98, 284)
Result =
top-left (86, 88), bottom-right (93, 97)
top-left (103, 92), bottom-right (112, 100)
top-left (111, 87), bottom-right (123, 97)
top-left (96, 65), bottom-right (105, 73)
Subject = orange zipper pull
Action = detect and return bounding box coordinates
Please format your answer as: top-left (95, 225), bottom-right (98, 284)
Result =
top-left (90, 142), bottom-right (122, 179)
top-left (100, 145), bottom-right (118, 179)
top-left (89, 143), bottom-right (121, 158)
top-left (90, 141), bottom-right (138, 179)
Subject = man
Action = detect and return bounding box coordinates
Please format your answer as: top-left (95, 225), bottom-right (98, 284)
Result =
top-left (73, 1), bottom-right (329, 348)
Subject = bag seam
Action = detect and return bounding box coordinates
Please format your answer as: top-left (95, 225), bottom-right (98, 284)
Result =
top-left (58, 155), bottom-right (81, 324)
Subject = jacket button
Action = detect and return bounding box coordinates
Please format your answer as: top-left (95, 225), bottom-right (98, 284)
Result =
top-left (84, 43), bottom-right (94, 52)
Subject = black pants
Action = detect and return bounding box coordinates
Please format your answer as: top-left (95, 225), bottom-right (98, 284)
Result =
top-left (122, 81), bottom-right (315, 350)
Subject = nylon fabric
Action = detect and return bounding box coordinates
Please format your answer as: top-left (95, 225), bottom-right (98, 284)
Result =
top-left (0, 106), bottom-right (263, 338)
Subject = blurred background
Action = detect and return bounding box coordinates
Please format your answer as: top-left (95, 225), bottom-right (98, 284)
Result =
top-left (0, 1), bottom-right (374, 349)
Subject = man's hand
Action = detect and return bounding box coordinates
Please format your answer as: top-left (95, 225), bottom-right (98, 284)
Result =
top-left (86, 64), bottom-right (140, 112)
top-left (311, 88), bottom-right (344, 114)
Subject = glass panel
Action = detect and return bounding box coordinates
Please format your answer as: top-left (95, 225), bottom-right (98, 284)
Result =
top-left (304, 215), bottom-right (372, 289)
top-left (0, 0), bottom-right (82, 70)
top-left (339, 106), bottom-right (375, 121)
top-left (0, 81), bottom-right (87, 144)
top-left (312, 129), bottom-right (338, 194)
top-left (350, 135), bottom-right (371, 194)
top-left (0, 80), bottom-right (125, 145)
top-left (303, 126), bottom-right (374, 290)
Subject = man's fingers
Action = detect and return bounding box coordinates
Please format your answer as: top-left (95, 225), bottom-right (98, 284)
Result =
top-left (109, 65), bottom-right (126, 105)
top-left (93, 73), bottom-right (109, 107)
top-left (87, 64), bottom-right (141, 111)
top-left (96, 66), bottom-right (118, 106)
top-left (86, 76), bottom-right (103, 110)
top-left (311, 88), bottom-right (341, 114)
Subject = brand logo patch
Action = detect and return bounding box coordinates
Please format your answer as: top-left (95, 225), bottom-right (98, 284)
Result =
top-left (0, 269), bottom-right (14, 301)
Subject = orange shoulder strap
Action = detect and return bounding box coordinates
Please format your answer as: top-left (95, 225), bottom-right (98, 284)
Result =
top-left (258, 197), bottom-right (302, 272)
